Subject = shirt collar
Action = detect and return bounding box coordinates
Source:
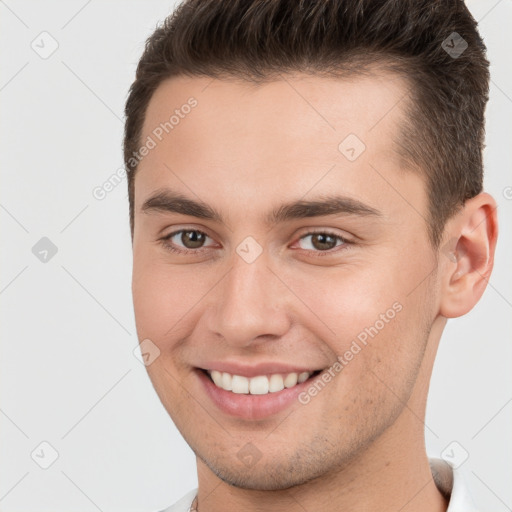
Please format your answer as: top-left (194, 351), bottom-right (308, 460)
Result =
top-left (429, 458), bottom-right (480, 512)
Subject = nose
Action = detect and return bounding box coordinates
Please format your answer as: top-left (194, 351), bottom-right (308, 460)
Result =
top-left (206, 249), bottom-right (291, 348)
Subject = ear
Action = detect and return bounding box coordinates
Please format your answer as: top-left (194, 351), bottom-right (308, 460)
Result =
top-left (438, 193), bottom-right (498, 318)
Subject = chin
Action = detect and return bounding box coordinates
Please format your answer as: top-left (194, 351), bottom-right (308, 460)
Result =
top-left (213, 468), bottom-right (309, 491)
top-left (198, 451), bottom-right (331, 491)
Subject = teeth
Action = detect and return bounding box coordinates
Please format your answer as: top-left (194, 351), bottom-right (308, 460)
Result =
top-left (269, 374), bottom-right (284, 392)
top-left (249, 375), bottom-right (269, 395)
top-left (221, 371), bottom-right (232, 391)
top-left (297, 371), bottom-right (310, 383)
top-left (207, 369), bottom-right (314, 394)
top-left (284, 372), bottom-right (298, 388)
top-left (211, 370), bottom-right (223, 387)
top-left (232, 375), bottom-right (249, 394)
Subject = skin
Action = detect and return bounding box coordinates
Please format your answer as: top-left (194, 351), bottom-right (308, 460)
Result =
top-left (131, 72), bottom-right (497, 512)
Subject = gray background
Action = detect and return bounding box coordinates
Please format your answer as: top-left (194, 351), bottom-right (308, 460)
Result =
top-left (1, 0), bottom-right (511, 510)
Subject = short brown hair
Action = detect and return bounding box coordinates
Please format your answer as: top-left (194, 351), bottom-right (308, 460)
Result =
top-left (124, 0), bottom-right (490, 246)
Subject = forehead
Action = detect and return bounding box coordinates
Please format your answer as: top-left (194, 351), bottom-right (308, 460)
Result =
top-left (135, 71), bottom-right (421, 220)
top-left (141, 71), bottom-right (410, 157)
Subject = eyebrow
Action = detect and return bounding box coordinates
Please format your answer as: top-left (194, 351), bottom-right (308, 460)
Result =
top-left (141, 189), bottom-right (381, 225)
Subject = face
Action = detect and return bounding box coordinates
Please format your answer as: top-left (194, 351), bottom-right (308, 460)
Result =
top-left (131, 72), bottom-right (441, 490)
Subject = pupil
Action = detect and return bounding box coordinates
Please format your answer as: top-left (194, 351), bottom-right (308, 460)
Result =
top-left (312, 233), bottom-right (336, 250)
top-left (182, 231), bottom-right (205, 249)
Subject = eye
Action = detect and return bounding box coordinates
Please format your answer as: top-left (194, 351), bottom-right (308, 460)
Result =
top-left (295, 231), bottom-right (347, 252)
top-left (161, 229), bottom-right (216, 253)
top-left (160, 228), bottom-right (350, 256)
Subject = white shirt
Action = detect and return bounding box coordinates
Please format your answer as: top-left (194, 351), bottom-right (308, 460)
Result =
top-left (157, 458), bottom-right (479, 512)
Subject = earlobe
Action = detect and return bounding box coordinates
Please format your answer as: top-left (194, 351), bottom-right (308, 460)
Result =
top-left (439, 193), bottom-right (498, 319)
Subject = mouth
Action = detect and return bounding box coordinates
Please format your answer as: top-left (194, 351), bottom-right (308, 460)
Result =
top-left (201, 368), bottom-right (324, 395)
top-left (195, 366), bottom-right (326, 420)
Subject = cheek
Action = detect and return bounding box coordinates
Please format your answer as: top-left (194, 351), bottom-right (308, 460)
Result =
top-left (132, 265), bottom-right (168, 340)
top-left (284, 257), bottom-right (432, 379)
top-left (132, 252), bottom-right (183, 341)
top-left (346, 291), bottom-right (432, 409)
top-left (284, 264), bottom-right (404, 342)
top-left (131, 250), bottom-right (218, 345)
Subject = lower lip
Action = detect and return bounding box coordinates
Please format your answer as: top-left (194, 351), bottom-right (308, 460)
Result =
top-left (195, 369), bottom-right (319, 420)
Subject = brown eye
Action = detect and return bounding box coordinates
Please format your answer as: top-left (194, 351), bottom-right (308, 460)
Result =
top-left (180, 230), bottom-right (206, 249)
top-left (311, 233), bottom-right (337, 250)
top-left (161, 229), bottom-right (214, 253)
top-left (297, 232), bottom-right (345, 252)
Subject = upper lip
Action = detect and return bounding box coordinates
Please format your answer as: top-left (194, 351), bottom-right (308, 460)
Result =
top-left (198, 361), bottom-right (325, 378)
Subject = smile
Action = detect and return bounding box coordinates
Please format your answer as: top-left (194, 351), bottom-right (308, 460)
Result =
top-left (206, 369), bottom-right (323, 395)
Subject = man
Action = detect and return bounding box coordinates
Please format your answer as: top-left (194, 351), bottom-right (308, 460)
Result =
top-left (124, 1), bottom-right (498, 510)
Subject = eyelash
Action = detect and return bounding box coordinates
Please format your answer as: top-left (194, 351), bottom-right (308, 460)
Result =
top-left (160, 229), bottom-right (351, 257)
